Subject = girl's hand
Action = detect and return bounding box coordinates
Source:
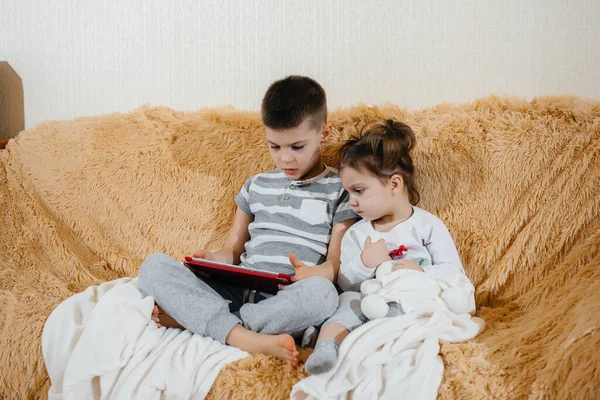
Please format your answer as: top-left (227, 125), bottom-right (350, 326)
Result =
top-left (392, 259), bottom-right (424, 272)
top-left (361, 237), bottom-right (391, 269)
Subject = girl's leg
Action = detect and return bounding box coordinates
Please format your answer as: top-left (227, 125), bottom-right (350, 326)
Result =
top-left (317, 321), bottom-right (351, 343)
top-left (305, 291), bottom-right (366, 375)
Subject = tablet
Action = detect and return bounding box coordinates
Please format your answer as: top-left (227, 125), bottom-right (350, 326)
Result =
top-left (183, 256), bottom-right (293, 294)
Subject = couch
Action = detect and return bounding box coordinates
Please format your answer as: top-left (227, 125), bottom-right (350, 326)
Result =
top-left (0, 96), bottom-right (598, 399)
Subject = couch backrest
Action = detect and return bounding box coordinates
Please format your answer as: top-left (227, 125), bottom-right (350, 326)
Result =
top-left (3, 97), bottom-right (599, 310)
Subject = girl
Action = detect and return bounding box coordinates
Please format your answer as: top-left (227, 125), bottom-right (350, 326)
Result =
top-left (305, 119), bottom-right (465, 375)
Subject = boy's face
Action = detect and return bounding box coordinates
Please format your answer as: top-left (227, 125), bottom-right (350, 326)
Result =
top-left (265, 118), bottom-right (330, 181)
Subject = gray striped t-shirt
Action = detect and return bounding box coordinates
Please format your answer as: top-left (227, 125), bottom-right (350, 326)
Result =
top-left (234, 166), bottom-right (357, 275)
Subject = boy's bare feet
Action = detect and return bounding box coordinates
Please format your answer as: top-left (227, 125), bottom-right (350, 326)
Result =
top-left (226, 324), bottom-right (299, 366)
top-left (151, 304), bottom-right (185, 330)
top-left (151, 305), bottom-right (299, 366)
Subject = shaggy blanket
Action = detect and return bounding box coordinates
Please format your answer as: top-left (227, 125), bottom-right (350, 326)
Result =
top-left (0, 96), bottom-right (599, 399)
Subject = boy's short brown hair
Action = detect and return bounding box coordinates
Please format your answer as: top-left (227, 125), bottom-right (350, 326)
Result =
top-left (261, 75), bottom-right (327, 130)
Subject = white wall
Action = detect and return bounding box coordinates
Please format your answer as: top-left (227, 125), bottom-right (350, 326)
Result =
top-left (1, 0), bottom-right (599, 129)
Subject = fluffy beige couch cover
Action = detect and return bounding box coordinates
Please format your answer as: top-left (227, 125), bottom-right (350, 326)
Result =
top-left (0, 96), bottom-right (598, 399)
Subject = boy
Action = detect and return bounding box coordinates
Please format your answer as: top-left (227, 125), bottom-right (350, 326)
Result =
top-left (138, 76), bottom-right (358, 365)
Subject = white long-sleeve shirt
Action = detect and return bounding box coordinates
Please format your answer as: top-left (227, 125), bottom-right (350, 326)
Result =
top-left (337, 206), bottom-right (465, 292)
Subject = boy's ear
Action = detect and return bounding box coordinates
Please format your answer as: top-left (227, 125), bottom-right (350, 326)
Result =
top-left (390, 174), bottom-right (404, 195)
top-left (321, 123), bottom-right (332, 142)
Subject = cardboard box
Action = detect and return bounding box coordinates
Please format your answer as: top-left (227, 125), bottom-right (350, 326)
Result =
top-left (0, 61), bottom-right (25, 144)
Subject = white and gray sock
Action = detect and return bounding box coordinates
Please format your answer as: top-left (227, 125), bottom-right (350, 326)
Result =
top-left (304, 339), bottom-right (339, 375)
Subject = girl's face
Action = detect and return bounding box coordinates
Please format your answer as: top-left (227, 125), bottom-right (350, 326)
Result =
top-left (339, 166), bottom-right (397, 222)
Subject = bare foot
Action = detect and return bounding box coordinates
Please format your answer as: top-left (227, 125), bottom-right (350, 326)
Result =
top-left (226, 324), bottom-right (299, 365)
top-left (151, 304), bottom-right (185, 330)
top-left (258, 334), bottom-right (299, 365)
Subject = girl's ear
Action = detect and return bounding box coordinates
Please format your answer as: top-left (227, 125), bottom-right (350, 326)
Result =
top-left (390, 174), bottom-right (404, 195)
top-left (321, 123), bottom-right (332, 142)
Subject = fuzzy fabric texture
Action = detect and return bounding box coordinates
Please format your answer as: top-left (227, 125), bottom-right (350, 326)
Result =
top-left (0, 96), bottom-right (599, 399)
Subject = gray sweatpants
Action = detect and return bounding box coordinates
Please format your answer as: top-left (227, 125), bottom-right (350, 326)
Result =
top-left (137, 253), bottom-right (339, 344)
top-left (324, 291), bottom-right (367, 331)
top-left (324, 291), bottom-right (404, 332)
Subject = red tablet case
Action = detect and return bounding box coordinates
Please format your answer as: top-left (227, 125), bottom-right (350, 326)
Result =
top-left (183, 256), bottom-right (293, 294)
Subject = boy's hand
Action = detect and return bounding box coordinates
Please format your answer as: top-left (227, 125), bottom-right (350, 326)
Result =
top-left (392, 259), bottom-right (424, 272)
top-left (183, 250), bottom-right (210, 278)
top-left (192, 249), bottom-right (213, 260)
top-left (361, 237), bottom-right (391, 269)
top-left (192, 249), bottom-right (228, 264)
top-left (285, 253), bottom-right (334, 286)
top-left (289, 253), bottom-right (312, 282)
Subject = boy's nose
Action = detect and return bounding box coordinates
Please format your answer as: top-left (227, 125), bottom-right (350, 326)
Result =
top-left (281, 152), bottom-right (294, 163)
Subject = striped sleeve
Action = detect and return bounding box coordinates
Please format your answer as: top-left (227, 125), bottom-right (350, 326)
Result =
top-left (234, 176), bottom-right (254, 217)
top-left (332, 188), bottom-right (358, 225)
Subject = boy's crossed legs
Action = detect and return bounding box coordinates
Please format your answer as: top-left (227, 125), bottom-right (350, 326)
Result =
top-left (138, 253), bottom-right (338, 364)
